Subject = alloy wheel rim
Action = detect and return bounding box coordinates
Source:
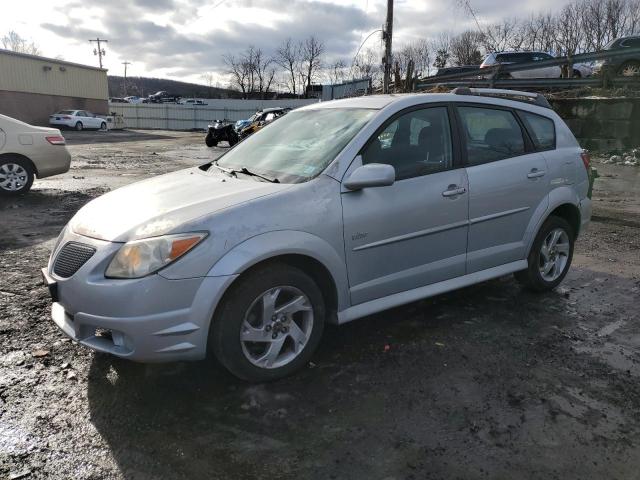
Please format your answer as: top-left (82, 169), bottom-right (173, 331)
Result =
top-left (539, 228), bottom-right (570, 282)
top-left (0, 163), bottom-right (28, 191)
top-left (240, 286), bottom-right (314, 369)
top-left (622, 64), bottom-right (640, 76)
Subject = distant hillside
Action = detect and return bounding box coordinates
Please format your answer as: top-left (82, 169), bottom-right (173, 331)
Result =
top-left (108, 76), bottom-right (240, 99)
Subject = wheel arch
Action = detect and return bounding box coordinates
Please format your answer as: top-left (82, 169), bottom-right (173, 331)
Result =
top-left (207, 230), bottom-right (350, 323)
top-left (0, 152), bottom-right (38, 177)
top-left (525, 187), bottom-right (581, 256)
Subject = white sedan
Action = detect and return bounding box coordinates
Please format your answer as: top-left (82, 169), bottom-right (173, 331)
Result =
top-left (0, 114), bottom-right (71, 195)
top-left (49, 110), bottom-right (107, 131)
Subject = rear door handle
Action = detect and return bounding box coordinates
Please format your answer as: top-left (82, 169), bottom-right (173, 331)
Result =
top-left (442, 185), bottom-right (467, 197)
top-left (527, 169), bottom-right (546, 179)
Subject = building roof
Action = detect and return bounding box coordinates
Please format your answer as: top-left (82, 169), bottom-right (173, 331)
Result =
top-left (0, 48), bottom-right (107, 72)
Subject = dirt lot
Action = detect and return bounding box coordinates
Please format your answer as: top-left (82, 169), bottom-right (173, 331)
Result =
top-left (1, 130), bottom-right (639, 480)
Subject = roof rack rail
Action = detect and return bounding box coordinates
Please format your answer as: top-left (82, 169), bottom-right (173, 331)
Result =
top-left (451, 87), bottom-right (552, 109)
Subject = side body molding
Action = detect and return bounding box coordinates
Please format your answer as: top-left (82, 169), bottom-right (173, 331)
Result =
top-left (207, 230), bottom-right (351, 315)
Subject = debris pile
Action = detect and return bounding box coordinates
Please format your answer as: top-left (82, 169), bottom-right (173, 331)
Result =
top-left (601, 149), bottom-right (640, 166)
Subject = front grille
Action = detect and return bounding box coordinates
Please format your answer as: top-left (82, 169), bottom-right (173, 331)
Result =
top-left (53, 242), bottom-right (96, 278)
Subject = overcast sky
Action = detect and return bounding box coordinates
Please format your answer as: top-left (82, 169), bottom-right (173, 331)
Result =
top-left (2, 0), bottom-right (572, 85)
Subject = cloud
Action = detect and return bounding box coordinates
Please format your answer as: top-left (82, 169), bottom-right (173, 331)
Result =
top-left (40, 0), bottom-right (576, 81)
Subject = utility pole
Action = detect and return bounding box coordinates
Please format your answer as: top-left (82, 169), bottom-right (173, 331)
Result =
top-left (89, 38), bottom-right (108, 68)
top-left (122, 61), bottom-right (131, 96)
top-left (382, 0), bottom-right (394, 94)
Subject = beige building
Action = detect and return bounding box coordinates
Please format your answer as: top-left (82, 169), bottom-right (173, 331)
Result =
top-left (0, 49), bottom-right (108, 126)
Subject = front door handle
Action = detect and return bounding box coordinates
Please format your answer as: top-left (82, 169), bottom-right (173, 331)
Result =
top-left (527, 168), bottom-right (546, 179)
top-left (442, 185), bottom-right (467, 197)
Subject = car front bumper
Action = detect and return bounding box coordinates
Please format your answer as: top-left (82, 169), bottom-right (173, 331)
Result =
top-left (43, 231), bottom-right (237, 362)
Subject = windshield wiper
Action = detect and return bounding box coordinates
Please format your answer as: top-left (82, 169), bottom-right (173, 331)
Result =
top-left (237, 167), bottom-right (280, 183)
top-left (210, 161), bottom-right (237, 177)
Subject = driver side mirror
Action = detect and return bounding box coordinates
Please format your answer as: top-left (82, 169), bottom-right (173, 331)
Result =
top-left (344, 162), bottom-right (395, 191)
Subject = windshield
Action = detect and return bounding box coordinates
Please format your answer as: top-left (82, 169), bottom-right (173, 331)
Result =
top-left (215, 108), bottom-right (376, 183)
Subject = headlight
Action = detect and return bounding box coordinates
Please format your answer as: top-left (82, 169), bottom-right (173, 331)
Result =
top-left (105, 232), bottom-right (207, 279)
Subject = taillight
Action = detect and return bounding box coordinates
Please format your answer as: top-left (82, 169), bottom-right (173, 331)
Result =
top-left (46, 135), bottom-right (66, 145)
top-left (580, 150), bottom-right (591, 171)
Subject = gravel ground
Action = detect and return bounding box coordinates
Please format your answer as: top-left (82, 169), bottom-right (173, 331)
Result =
top-left (1, 130), bottom-right (639, 480)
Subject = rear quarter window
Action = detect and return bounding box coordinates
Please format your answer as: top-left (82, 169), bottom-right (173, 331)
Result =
top-left (521, 111), bottom-right (556, 150)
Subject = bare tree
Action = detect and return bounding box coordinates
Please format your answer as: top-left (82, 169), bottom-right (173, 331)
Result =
top-left (432, 33), bottom-right (451, 69)
top-left (451, 30), bottom-right (485, 65)
top-left (326, 59), bottom-right (347, 85)
top-left (200, 72), bottom-right (215, 98)
top-left (300, 36), bottom-right (325, 98)
top-left (483, 18), bottom-right (524, 52)
top-left (2, 31), bottom-right (41, 55)
top-left (223, 53), bottom-right (250, 97)
top-left (275, 38), bottom-right (301, 95)
top-left (353, 48), bottom-right (381, 86)
top-left (520, 13), bottom-right (557, 53)
top-left (253, 48), bottom-right (276, 98)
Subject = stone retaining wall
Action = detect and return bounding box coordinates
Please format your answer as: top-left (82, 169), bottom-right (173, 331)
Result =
top-left (550, 97), bottom-right (640, 152)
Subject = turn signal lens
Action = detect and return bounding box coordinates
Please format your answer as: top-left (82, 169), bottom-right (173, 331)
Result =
top-left (105, 232), bottom-right (207, 278)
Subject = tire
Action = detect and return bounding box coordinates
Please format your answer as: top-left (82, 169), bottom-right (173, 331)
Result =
top-left (619, 60), bottom-right (640, 77)
top-left (515, 216), bottom-right (575, 292)
top-left (210, 263), bottom-right (325, 382)
top-left (100, 122), bottom-right (107, 131)
top-left (228, 131), bottom-right (239, 147)
top-left (0, 157), bottom-right (35, 196)
top-left (572, 69), bottom-right (582, 78)
top-left (205, 133), bottom-right (217, 147)
top-left (75, 122), bottom-right (83, 131)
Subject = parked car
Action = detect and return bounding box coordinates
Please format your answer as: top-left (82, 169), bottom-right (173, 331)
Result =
top-left (180, 98), bottom-right (208, 106)
top-left (49, 110), bottom-right (107, 131)
top-left (148, 91), bottom-right (181, 103)
top-left (109, 97), bottom-right (129, 103)
top-left (42, 89), bottom-right (592, 381)
top-left (0, 114), bottom-right (71, 195)
top-left (481, 51), bottom-right (592, 78)
top-left (238, 107), bottom-right (289, 139)
top-left (594, 36), bottom-right (640, 76)
top-left (124, 96), bottom-right (145, 104)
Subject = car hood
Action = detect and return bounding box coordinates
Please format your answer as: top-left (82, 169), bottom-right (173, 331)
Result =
top-left (70, 167), bottom-right (290, 242)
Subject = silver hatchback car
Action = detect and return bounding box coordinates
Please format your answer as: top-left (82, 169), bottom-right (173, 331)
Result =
top-left (43, 88), bottom-right (592, 381)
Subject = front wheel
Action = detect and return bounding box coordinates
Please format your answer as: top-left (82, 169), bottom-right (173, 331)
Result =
top-left (228, 131), bottom-right (239, 147)
top-left (0, 157), bottom-right (34, 196)
top-left (515, 216), bottom-right (574, 292)
top-left (210, 264), bottom-right (325, 382)
top-left (205, 133), bottom-right (217, 147)
top-left (100, 122), bottom-right (107, 131)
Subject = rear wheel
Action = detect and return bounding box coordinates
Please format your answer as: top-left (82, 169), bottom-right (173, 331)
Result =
top-left (515, 216), bottom-right (574, 292)
top-left (619, 60), bottom-right (640, 77)
top-left (75, 122), bottom-right (83, 131)
top-left (210, 264), bottom-right (325, 382)
top-left (0, 157), bottom-right (34, 196)
top-left (228, 131), bottom-right (239, 147)
top-left (572, 69), bottom-right (582, 78)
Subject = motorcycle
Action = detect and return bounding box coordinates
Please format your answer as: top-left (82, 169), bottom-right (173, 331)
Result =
top-left (205, 120), bottom-right (239, 147)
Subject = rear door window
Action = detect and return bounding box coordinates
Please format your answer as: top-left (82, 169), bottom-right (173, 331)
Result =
top-left (519, 111), bottom-right (556, 150)
top-left (457, 106), bottom-right (526, 165)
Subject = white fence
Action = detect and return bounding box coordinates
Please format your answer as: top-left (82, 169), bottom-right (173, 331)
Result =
top-left (107, 99), bottom-right (318, 130)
